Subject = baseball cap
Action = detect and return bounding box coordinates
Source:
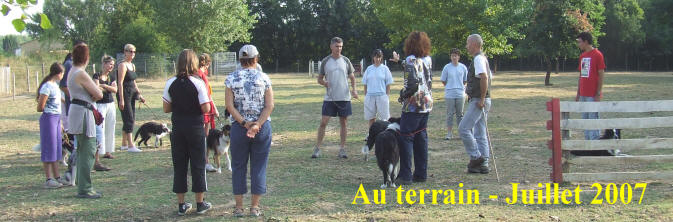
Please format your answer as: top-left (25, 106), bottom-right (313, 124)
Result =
top-left (239, 44), bottom-right (259, 59)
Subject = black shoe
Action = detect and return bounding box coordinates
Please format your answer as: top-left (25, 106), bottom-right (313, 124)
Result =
top-left (76, 191), bottom-right (102, 199)
top-left (396, 178), bottom-right (412, 185)
top-left (196, 202), bottom-right (212, 214)
top-left (178, 203), bottom-right (192, 216)
top-left (467, 157), bottom-right (485, 174)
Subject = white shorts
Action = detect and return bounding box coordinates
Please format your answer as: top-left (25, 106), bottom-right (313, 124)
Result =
top-left (364, 95), bottom-right (390, 121)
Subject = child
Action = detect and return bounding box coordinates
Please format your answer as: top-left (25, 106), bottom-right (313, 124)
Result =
top-left (37, 63), bottom-right (68, 188)
top-left (362, 49), bottom-right (394, 128)
top-left (440, 48), bottom-right (468, 140)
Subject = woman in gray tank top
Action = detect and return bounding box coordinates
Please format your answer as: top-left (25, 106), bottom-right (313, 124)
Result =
top-left (66, 43), bottom-right (104, 198)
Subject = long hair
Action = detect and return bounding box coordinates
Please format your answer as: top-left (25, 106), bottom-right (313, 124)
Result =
top-left (177, 49), bottom-right (199, 78)
top-left (36, 63), bottom-right (64, 101)
top-left (403, 31), bottom-right (432, 58)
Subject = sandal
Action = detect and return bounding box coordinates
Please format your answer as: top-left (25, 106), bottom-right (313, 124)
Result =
top-left (233, 208), bottom-right (245, 217)
top-left (250, 207), bottom-right (262, 217)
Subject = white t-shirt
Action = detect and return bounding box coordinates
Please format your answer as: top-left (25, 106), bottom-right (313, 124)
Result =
top-left (39, 81), bottom-right (62, 114)
top-left (473, 54), bottom-right (490, 78)
top-left (362, 64), bottom-right (393, 96)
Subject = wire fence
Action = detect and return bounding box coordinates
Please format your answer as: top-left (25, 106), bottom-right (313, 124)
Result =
top-left (0, 52), bottom-right (238, 98)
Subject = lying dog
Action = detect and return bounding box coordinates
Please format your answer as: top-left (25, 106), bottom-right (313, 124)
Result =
top-left (570, 129), bottom-right (622, 156)
top-left (134, 122), bottom-right (171, 148)
top-left (206, 125), bottom-right (231, 173)
top-left (362, 117), bottom-right (402, 188)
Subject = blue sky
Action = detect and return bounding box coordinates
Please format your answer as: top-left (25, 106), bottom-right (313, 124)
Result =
top-left (1, 1), bottom-right (44, 36)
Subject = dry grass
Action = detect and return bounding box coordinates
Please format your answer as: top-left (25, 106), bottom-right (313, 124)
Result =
top-left (0, 71), bottom-right (672, 221)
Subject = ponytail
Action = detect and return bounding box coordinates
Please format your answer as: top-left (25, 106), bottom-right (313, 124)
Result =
top-left (36, 63), bottom-right (65, 101)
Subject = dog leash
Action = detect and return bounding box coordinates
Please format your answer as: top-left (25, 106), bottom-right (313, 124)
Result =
top-left (140, 101), bottom-right (162, 120)
top-left (396, 127), bottom-right (427, 137)
top-left (482, 109), bottom-right (500, 182)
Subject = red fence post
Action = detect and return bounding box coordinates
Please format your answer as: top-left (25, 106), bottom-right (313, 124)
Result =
top-left (547, 98), bottom-right (563, 183)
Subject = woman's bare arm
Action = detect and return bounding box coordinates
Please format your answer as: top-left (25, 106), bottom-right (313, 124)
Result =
top-left (255, 87), bottom-right (274, 126)
top-left (37, 94), bottom-right (48, 112)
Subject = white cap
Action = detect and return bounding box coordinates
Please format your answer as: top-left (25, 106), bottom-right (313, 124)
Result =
top-left (239, 44), bottom-right (259, 59)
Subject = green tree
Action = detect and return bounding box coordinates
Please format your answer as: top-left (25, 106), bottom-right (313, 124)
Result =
top-left (2, 35), bottom-right (19, 54)
top-left (521, 0), bottom-right (605, 85)
top-left (151, 0), bottom-right (257, 53)
top-left (371, 0), bottom-right (532, 72)
top-left (245, 0), bottom-right (389, 72)
top-left (601, 0), bottom-right (644, 70)
top-left (639, 0), bottom-right (673, 70)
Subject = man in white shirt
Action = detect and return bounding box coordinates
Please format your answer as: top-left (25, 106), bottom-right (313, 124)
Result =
top-left (459, 34), bottom-right (492, 174)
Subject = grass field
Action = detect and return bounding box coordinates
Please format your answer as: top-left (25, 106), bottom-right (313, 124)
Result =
top-left (1, 71), bottom-right (672, 221)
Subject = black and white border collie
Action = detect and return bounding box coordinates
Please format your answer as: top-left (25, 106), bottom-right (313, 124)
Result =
top-left (570, 129), bottom-right (622, 156)
top-left (206, 125), bottom-right (231, 173)
top-left (362, 117), bottom-right (402, 188)
top-left (134, 122), bottom-right (171, 148)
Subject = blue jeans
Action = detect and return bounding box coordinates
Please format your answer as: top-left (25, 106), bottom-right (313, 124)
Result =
top-left (459, 98), bottom-right (491, 159)
top-left (397, 112), bottom-right (429, 181)
top-left (579, 96), bottom-right (600, 140)
top-left (230, 121), bottom-right (272, 195)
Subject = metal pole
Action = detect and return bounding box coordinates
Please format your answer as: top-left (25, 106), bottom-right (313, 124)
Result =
top-left (41, 63), bottom-right (45, 79)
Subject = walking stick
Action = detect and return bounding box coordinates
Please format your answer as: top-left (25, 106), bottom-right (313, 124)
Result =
top-left (482, 109), bottom-right (500, 182)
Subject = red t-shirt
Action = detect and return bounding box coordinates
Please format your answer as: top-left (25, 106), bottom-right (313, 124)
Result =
top-left (577, 48), bottom-right (606, 97)
top-left (197, 69), bottom-right (216, 117)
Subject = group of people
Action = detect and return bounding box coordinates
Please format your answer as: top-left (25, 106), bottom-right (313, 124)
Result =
top-left (35, 29), bottom-right (605, 217)
top-left (312, 31), bottom-right (605, 182)
top-left (36, 42), bottom-right (144, 197)
top-left (309, 32), bottom-right (492, 180)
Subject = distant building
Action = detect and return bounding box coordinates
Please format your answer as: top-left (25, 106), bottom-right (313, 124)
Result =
top-left (17, 40), bottom-right (66, 56)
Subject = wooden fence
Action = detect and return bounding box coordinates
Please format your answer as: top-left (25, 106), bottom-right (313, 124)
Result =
top-left (547, 98), bottom-right (673, 183)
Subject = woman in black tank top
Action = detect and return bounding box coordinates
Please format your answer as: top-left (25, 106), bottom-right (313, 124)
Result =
top-left (117, 43), bottom-right (145, 153)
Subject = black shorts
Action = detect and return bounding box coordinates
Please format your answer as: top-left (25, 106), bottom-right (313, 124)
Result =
top-left (322, 101), bottom-right (352, 117)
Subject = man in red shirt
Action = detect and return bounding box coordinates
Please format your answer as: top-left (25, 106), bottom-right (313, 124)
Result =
top-left (576, 32), bottom-right (605, 140)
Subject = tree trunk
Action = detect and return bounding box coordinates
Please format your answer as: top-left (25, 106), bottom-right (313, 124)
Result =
top-left (544, 56), bottom-right (553, 86)
top-left (555, 57), bottom-right (559, 74)
top-left (624, 52), bottom-right (629, 71)
top-left (493, 57), bottom-right (498, 73)
top-left (275, 57), bottom-right (279, 73)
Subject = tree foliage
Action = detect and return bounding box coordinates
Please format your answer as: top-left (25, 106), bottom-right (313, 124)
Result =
top-left (372, 0), bottom-right (532, 59)
top-left (151, 0), bottom-right (256, 53)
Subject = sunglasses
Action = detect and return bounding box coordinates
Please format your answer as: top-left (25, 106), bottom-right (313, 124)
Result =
top-left (126, 50), bottom-right (136, 53)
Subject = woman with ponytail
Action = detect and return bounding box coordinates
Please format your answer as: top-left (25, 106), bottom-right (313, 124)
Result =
top-left (37, 63), bottom-right (68, 189)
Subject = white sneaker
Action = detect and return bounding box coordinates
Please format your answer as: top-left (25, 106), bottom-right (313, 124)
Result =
top-left (216, 168), bottom-right (222, 174)
top-left (205, 164), bottom-right (216, 172)
top-left (44, 178), bottom-right (62, 189)
top-left (127, 147), bottom-right (142, 153)
top-left (120, 146), bottom-right (128, 151)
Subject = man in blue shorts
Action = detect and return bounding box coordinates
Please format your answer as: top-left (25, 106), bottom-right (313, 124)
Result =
top-left (312, 37), bottom-right (359, 159)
